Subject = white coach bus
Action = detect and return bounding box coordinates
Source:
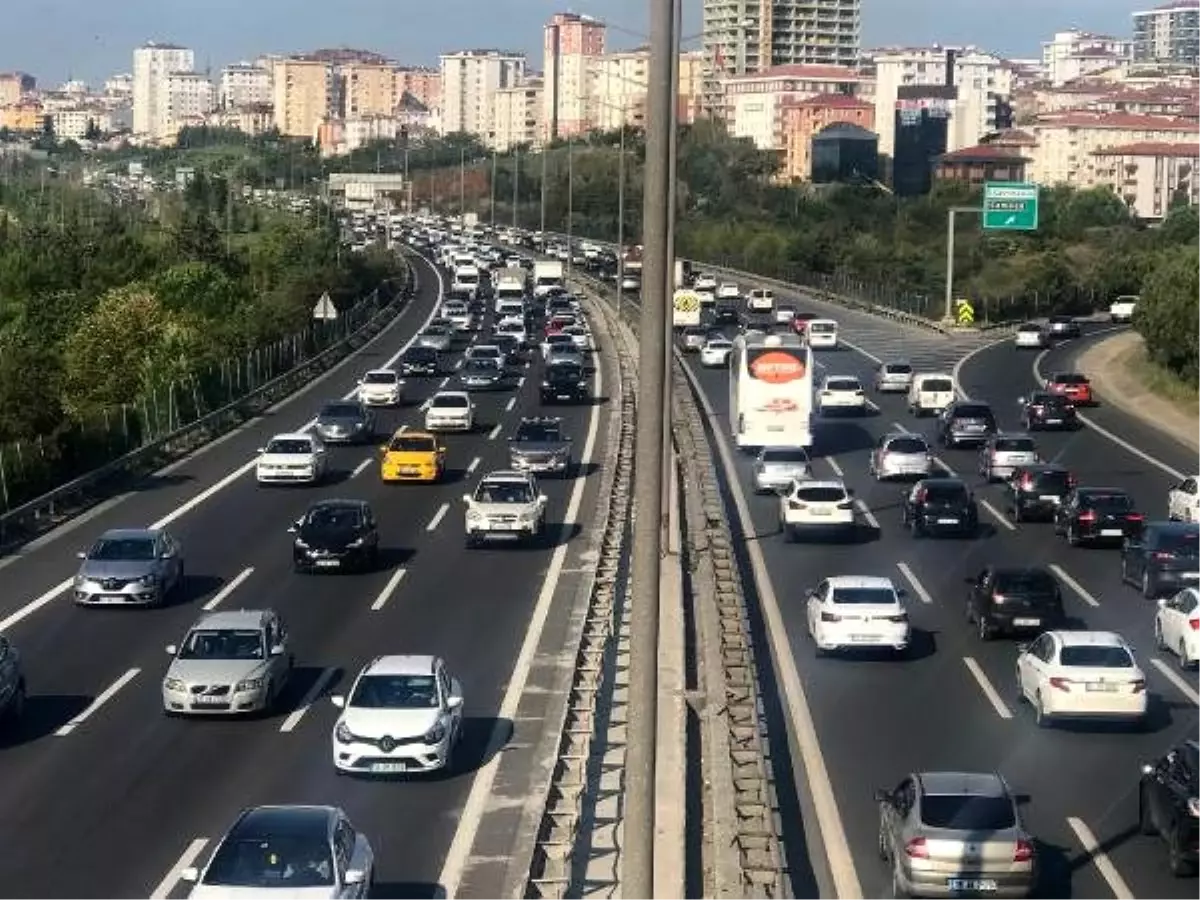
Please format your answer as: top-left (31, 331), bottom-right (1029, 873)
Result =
top-left (729, 331), bottom-right (814, 449)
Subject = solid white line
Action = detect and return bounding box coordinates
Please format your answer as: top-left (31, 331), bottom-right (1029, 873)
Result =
top-left (896, 562), bottom-right (933, 604)
top-left (933, 457), bottom-right (958, 477)
top-left (149, 837), bottom-right (209, 900)
top-left (962, 657), bottom-right (1013, 719)
top-left (1150, 657), bottom-right (1199, 705)
top-left (439, 317), bottom-right (605, 898)
top-left (1048, 563), bottom-right (1099, 608)
top-left (1066, 816), bottom-right (1134, 900)
top-left (517, 375), bottom-right (525, 388)
top-left (56, 668), bottom-right (141, 736)
top-left (467, 456), bottom-right (481, 473)
top-left (426, 502), bottom-right (450, 532)
top-left (891, 421), bottom-right (912, 434)
top-left (825, 455), bottom-right (844, 477)
top-left (350, 458), bottom-right (373, 478)
top-left (855, 498), bottom-right (879, 530)
top-left (487, 423), bottom-right (502, 440)
top-left (865, 398), bottom-right (880, 414)
top-left (675, 357), bottom-right (862, 898)
top-left (979, 497), bottom-right (1015, 531)
top-left (279, 666), bottom-right (338, 733)
top-left (439, 376), bottom-right (451, 388)
top-left (202, 567), bottom-right (255, 611)
top-left (504, 396), bottom-right (517, 412)
top-left (370, 568), bottom-right (407, 611)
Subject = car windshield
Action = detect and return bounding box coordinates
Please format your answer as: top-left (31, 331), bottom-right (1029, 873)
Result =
top-left (920, 794), bottom-right (1015, 831)
top-left (266, 439), bottom-right (312, 455)
top-left (1019, 323), bottom-right (1041, 332)
top-left (477, 481), bottom-right (534, 503)
top-left (830, 587), bottom-right (896, 605)
top-left (306, 506), bottom-right (363, 529)
top-left (954, 405), bottom-right (992, 419)
top-left (464, 361), bottom-right (497, 373)
top-left (795, 486), bottom-right (846, 503)
top-left (517, 424), bottom-right (561, 442)
top-left (809, 322), bottom-right (836, 333)
top-left (363, 372), bottom-right (396, 384)
top-left (320, 403), bottom-right (361, 419)
top-left (1082, 493), bottom-right (1133, 511)
top-left (350, 673), bottom-right (439, 709)
top-left (498, 322), bottom-right (523, 333)
top-left (885, 437), bottom-right (928, 454)
top-left (1030, 470), bottom-right (1070, 491)
top-left (406, 348), bottom-right (436, 361)
top-left (89, 537), bottom-right (156, 561)
top-left (707, 340), bottom-right (732, 349)
top-left (994, 438), bottom-right (1036, 452)
top-left (548, 364), bottom-right (582, 379)
top-left (1054, 374), bottom-right (1088, 385)
top-left (433, 395), bottom-right (469, 408)
top-left (884, 363), bottom-right (913, 374)
top-left (925, 483), bottom-right (968, 502)
top-left (180, 629), bottom-right (265, 661)
top-left (424, 326), bottom-right (449, 336)
top-left (1030, 393), bottom-right (1067, 406)
top-left (1059, 645), bottom-right (1134, 668)
top-left (762, 448), bottom-right (809, 463)
top-left (390, 436), bottom-right (436, 453)
top-left (993, 571), bottom-right (1057, 594)
top-left (685, 328), bottom-right (705, 337)
top-left (547, 335), bottom-right (572, 345)
top-left (1155, 531), bottom-right (1200, 556)
top-left (202, 833), bottom-right (334, 888)
top-left (922, 379), bottom-right (953, 392)
top-left (455, 274), bottom-right (479, 284)
top-left (826, 378), bottom-right (861, 391)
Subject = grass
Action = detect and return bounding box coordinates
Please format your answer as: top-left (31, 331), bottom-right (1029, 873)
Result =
top-left (1126, 343), bottom-right (1199, 418)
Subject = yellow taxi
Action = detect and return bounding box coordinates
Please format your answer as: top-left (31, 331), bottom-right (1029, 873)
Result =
top-left (379, 429), bottom-right (445, 483)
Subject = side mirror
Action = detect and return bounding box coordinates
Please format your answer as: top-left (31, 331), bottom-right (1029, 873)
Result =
top-left (165, 644), bottom-right (178, 655)
top-left (330, 695), bottom-right (346, 708)
top-left (180, 867), bottom-right (200, 884)
top-left (447, 694), bottom-right (464, 711)
top-left (896, 588), bottom-right (908, 597)
top-left (269, 644), bottom-right (285, 657)
top-left (379, 445), bottom-right (388, 452)
top-left (1017, 397), bottom-right (1026, 405)
top-left (287, 525), bottom-right (298, 534)
top-left (344, 869), bottom-right (366, 886)
top-left (873, 789), bottom-right (890, 804)
top-left (76, 550), bottom-right (87, 560)
top-left (538, 494), bottom-right (549, 505)
top-left (1157, 597), bottom-right (1169, 609)
top-left (356, 378), bottom-right (364, 384)
top-left (256, 447), bottom-right (266, 454)
top-left (462, 494), bottom-right (472, 503)
top-left (1016, 642), bottom-right (1030, 654)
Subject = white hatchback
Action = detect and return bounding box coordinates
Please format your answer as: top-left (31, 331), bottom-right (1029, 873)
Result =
top-left (1155, 588), bottom-right (1200, 669)
top-left (817, 376), bottom-right (867, 414)
top-left (778, 479), bottom-right (857, 541)
top-left (699, 337), bottom-right (734, 367)
top-left (806, 576), bottom-right (910, 655)
top-left (424, 391), bottom-right (476, 432)
top-left (1015, 630), bottom-right (1148, 727)
top-left (357, 368), bottom-right (405, 407)
top-left (1014, 323), bottom-right (1046, 349)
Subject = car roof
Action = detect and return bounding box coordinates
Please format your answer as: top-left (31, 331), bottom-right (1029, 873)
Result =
top-left (97, 527), bottom-right (162, 541)
top-left (364, 367), bottom-right (397, 375)
top-left (269, 431), bottom-right (315, 442)
top-left (917, 771), bottom-right (1008, 798)
top-left (471, 344), bottom-right (500, 351)
top-left (794, 479), bottom-right (847, 491)
top-left (919, 476), bottom-right (967, 488)
top-left (308, 498), bottom-right (369, 511)
top-left (433, 390), bottom-right (470, 399)
top-left (231, 805), bottom-right (337, 841)
top-left (990, 432), bottom-right (1034, 441)
top-left (826, 576), bottom-right (897, 591)
top-left (363, 654), bottom-right (437, 677)
top-left (990, 566), bottom-right (1055, 579)
top-left (392, 428), bottom-right (437, 440)
top-left (194, 609), bottom-right (272, 631)
top-left (1052, 630), bottom-right (1125, 648)
top-left (883, 432), bottom-right (927, 443)
top-left (824, 375), bottom-right (860, 383)
top-left (481, 470), bottom-right (535, 483)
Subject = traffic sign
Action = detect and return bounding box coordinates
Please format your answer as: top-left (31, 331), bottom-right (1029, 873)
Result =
top-left (983, 182), bottom-right (1039, 231)
top-left (955, 299), bottom-right (975, 325)
top-left (673, 290), bottom-right (701, 312)
top-left (312, 292), bottom-right (338, 321)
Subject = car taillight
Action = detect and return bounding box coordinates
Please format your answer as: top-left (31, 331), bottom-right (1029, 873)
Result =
top-left (1127, 513), bottom-right (1144, 522)
top-left (917, 489), bottom-right (928, 503)
top-left (820, 611), bottom-right (841, 622)
top-left (1190, 618), bottom-right (1199, 632)
top-left (905, 838), bottom-right (929, 859)
top-left (1078, 511), bottom-right (1096, 522)
top-left (992, 594), bottom-right (1007, 605)
top-left (885, 613), bottom-right (908, 623)
top-left (1067, 474), bottom-right (1078, 487)
top-left (1049, 676), bottom-right (1074, 691)
top-left (1021, 476), bottom-right (1035, 490)
top-left (837, 501), bottom-right (855, 510)
top-left (1014, 839), bottom-right (1035, 863)
top-left (788, 501), bottom-right (806, 511)
top-left (1130, 678), bottom-right (1146, 693)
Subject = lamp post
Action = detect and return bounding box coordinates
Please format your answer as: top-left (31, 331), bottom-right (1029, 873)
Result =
top-left (566, 135), bottom-right (574, 277)
top-left (512, 147), bottom-right (520, 231)
top-left (458, 148), bottom-right (466, 220)
top-left (489, 150), bottom-right (497, 226)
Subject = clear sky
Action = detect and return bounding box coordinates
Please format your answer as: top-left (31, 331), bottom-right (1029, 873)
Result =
top-left (3, 0), bottom-right (1141, 87)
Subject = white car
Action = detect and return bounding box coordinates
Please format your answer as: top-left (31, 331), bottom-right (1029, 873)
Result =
top-left (357, 368), bottom-right (405, 407)
top-left (806, 576), bottom-right (911, 656)
top-left (747, 288), bottom-right (774, 312)
top-left (466, 344), bottom-right (505, 366)
top-left (806, 319), bottom-right (839, 349)
top-left (463, 470), bottom-right (548, 546)
top-left (778, 479), bottom-right (856, 541)
top-left (330, 655), bottom-right (464, 774)
top-left (256, 433), bottom-right (328, 484)
top-left (699, 337), bottom-right (734, 367)
top-left (1168, 477), bottom-right (1199, 522)
top-left (1155, 588), bottom-right (1200, 669)
top-left (541, 333), bottom-right (576, 361)
top-left (496, 317), bottom-right (528, 346)
top-left (1015, 630), bottom-right (1148, 728)
top-left (620, 275), bottom-right (641, 291)
top-left (717, 283), bottom-right (740, 300)
top-left (563, 324), bottom-right (594, 352)
top-left (775, 305), bottom-right (797, 324)
top-left (1014, 323), bottom-right (1047, 349)
top-left (441, 302), bottom-right (475, 332)
top-left (1110, 295), bottom-right (1138, 323)
top-left (424, 391), bottom-right (475, 432)
top-left (694, 273), bottom-right (717, 291)
top-left (817, 376), bottom-right (867, 415)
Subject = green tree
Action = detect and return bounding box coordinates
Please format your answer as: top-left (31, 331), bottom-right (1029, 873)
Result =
top-left (0, 329), bottom-right (64, 442)
top-left (1135, 246), bottom-right (1199, 381)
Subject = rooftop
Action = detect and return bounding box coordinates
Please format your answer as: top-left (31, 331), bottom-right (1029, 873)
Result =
top-left (938, 144), bottom-right (1031, 163)
top-left (1092, 140), bottom-right (1200, 156)
top-left (195, 609), bottom-right (271, 631)
top-left (784, 94), bottom-right (873, 110)
top-left (1033, 109), bottom-right (1200, 130)
top-left (728, 64), bottom-right (862, 82)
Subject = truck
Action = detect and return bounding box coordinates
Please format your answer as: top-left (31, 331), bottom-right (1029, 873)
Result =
top-left (622, 246), bottom-right (644, 278)
top-left (495, 266), bottom-right (527, 301)
top-left (673, 289), bottom-right (702, 329)
top-left (533, 260), bottom-right (565, 298)
top-left (461, 212), bottom-right (479, 229)
top-left (674, 259), bottom-right (692, 289)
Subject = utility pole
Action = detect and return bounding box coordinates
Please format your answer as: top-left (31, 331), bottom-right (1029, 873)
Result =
top-left (624, 0), bottom-right (674, 894)
top-left (539, 144), bottom-right (548, 236)
top-left (489, 150), bottom-right (497, 226)
top-left (616, 121), bottom-right (626, 320)
top-left (512, 148), bottom-right (520, 231)
top-left (458, 148), bottom-right (466, 220)
top-left (944, 206), bottom-right (979, 322)
top-left (566, 136), bottom-right (574, 276)
top-left (663, 0), bottom-right (682, 523)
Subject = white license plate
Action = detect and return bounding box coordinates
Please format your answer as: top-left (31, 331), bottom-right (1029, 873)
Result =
top-left (1100, 528), bottom-right (1123, 536)
top-left (314, 559), bottom-right (340, 568)
top-left (1044, 418), bottom-right (1062, 424)
top-left (1013, 618), bottom-right (1041, 627)
top-left (1087, 682), bottom-right (1119, 692)
top-left (103, 595), bottom-right (127, 602)
top-left (372, 762), bottom-right (407, 773)
top-left (766, 425), bottom-right (785, 432)
top-left (556, 393), bottom-right (573, 399)
top-left (194, 695), bottom-right (226, 705)
top-left (1039, 495), bottom-right (1060, 502)
top-left (810, 508), bottom-right (832, 516)
top-left (1183, 572), bottom-right (1200, 580)
top-left (937, 518), bottom-right (960, 524)
top-left (948, 879), bottom-right (996, 892)
top-left (849, 634), bottom-right (875, 643)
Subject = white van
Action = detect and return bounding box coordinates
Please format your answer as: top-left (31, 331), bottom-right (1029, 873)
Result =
top-left (806, 319), bottom-right (839, 349)
top-left (747, 288), bottom-right (775, 312)
top-left (907, 374), bottom-right (957, 417)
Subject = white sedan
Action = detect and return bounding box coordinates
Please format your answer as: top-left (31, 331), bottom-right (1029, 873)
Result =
top-left (255, 433), bottom-right (328, 484)
top-left (694, 273), bottom-right (717, 291)
top-left (1155, 588), bottom-right (1200, 669)
top-left (806, 576), bottom-right (910, 656)
top-left (778, 479), bottom-right (857, 541)
top-left (424, 391), bottom-right (476, 432)
top-left (699, 337), bottom-right (734, 367)
top-left (1168, 477), bottom-right (1199, 522)
top-left (357, 368), bottom-right (405, 406)
top-left (816, 376), bottom-right (867, 415)
top-left (1014, 323), bottom-right (1047, 349)
top-left (1015, 630), bottom-right (1148, 728)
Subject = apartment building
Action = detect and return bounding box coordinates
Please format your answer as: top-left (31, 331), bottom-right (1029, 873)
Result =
top-left (395, 67), bottom-right (441, 112)
top-left (0, 101), bottom-right (44, 132)
top-left (543, 13), bottom-right (606, 140)
top-left (164, 72), bottom-right (217, 133)
top-left (1091, 140), bottom-right (1200, 216)
top-left (588, 50), bottom-right (649, 131)
top-left (104, 74), bottom-right (133, 101)
top-left (492, 79), bottom-right (543, 150)
top-left (343, 61), bottom-right (398, 117)
top-left (0, 73), bottom-right (35, 107)
top-left (1041, 30), bottom-right (1131, 86)
top-left (1025, 109), bottom-right (1199, 185)
top-left (440, 49), bottom-right (526, 139)
top-left (1133, 0), bottom-right (1200, 67)
top-left (132, 42), bottom-right (194, 139)
top-left (50, 104), bottom-right (122, 141)
top-left (723, 63), bottom-right (868, 150)
top-left (220, 63), bottom-right (272, 109)
top-left (780, 93), bottom-right (874, 180)
top-left (207, 103), bottom-right (274, 136)
top-left (272, 58), bottom-right (335, 139)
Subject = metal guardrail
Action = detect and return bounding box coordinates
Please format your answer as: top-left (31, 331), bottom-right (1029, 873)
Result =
top-left (0, 260), bottom-right (417, 552)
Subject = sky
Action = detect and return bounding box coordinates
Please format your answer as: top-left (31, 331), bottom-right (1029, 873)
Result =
top-left (3, 0), bottom-right (1143, 87)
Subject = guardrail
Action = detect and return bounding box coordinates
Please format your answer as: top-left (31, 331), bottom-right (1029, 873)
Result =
top-left (0, 259), bottom-right (417, 553)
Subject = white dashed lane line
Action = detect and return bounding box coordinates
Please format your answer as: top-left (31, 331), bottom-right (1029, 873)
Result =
top-left (370, 568), bottom-right (407, 611)
top-left (1149, 657), bottom-right (1199, 705)
top-left (201, 567), bottom-right (255, 612)
top-left (467, 456), bottom-right (481, 474)
top-left (1066, 817), bottom-right (1134, 900)
top-left (896, 562), bottom-right (934, 604)
top-left (1047, 563), bottom-right (1099, 608)
top-left (962, 657), bottom-right (1013, 719)
top-left (517, 376), bottom-right (525, 388)
top-left (979, 498), bottom-right (1015, 531)
top-left (488, 423), bottom-right (503, 440)
top-left (149, 837), bottom-right (209, 900)
top-left (504, 396), bottom-right (517, 412)
top-left (825, 455), bottom-right (844, 477)
top-left (350, 458), bottom-right (373, 479)
top-left (439, 376), bottom-right (450, 388)
top-left (426, 502), bottom-right (450, 532)
top-left (56, 668), bottom-right (141, 736)
top-left (855, 499), bottom-right (880, 530)
top-left (279, 666), bottom-right (338, 733)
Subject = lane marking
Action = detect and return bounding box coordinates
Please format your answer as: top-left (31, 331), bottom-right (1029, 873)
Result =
top-left (426, 502), bottom-right (450, 532)
top-left (487, 423), bottom-right (503, 440)
top-left (891, 421), bottom-right (912, 433)
top-left (962, 657), bottom-right (1013, 719)
top-left (1048, 563), bottom-right (1099, 608)
top-left (1066, 816), bottom-right (1134, 900)
top-left (350, 458), bottom-right (373, 479)
top-left (504, 396), bottom-right (517, 413)
top-left (56, 667), bottom-right (141, 736)
top-left (149, 837), bottom-right (209, 900)
top-left (279, 666), bottom-right (338, 733)
top-left (896, 562), bottom-right (933, 604)
top-left (979, 497), bottom-right (1015, 531)
top-left (439, 376), bottom-right (450, 388)
top-left (825, 455), bottom-right (844, 477)
top-left (439, 313), bottom-right (605, 897)
top-left (934, 457), bottom-right (958, 477)
top-left (202, 567), bottom-right (255, 611)
top-left (467, 456), bottom-right (481, 473)
top-left (517, 375), bottom-right (525, 388)
top-left (855, 498), bottom-right (880, 530)
top-left (370, 567), bottom-right (407, 611)
top-left (1150, 657), bottom-right (1199, 705)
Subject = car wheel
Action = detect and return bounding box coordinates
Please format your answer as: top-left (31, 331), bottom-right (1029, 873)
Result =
top-left (1180, 639), bottom-right (1192, 671)
top-left (1033, 691), bottom-right (1050, 728)
top-left (1013, 667), bottom-right (1025, 704)
top-left (977, 614), bottom-right (993, 642)
top-left (1141, 570), bottom-right (1156, 599)
top-left (1154, 619), bottom-right (1167, 651)
top-left (1169, 826), bottom-right (1198, 877)
top-left (5, 679), bottom-right (25, 722)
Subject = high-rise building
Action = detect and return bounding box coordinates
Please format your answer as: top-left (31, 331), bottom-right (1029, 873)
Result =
top-left (1133, 0), bottom-right (1200, 68)
top-left (439, 49), bottom-right (526, 139)
top-left (164, 72), bottom-right (216, 134)
top-left (395, 67), bottom-right (441, 113)
top-left (272, 58), bottom-right (335, 139)
top-left (220, 63), bottom-right (272, 109)
top-left (891, 84), bottom-right (955, 196)
top-left (588, 50), bottom-right (649, 131)
top-left (132, 42), bottom-right (194, 138)
top-left (1041, 30), bottom-right (1131, 86)
top-left (492, 78), bottom-right (544, 150)
top-left (343, 61), bottom-right (398, 117)
top-left (543, 13), bottom-right (606, 140)
top-left (702, 0), bottom-right (861, 114)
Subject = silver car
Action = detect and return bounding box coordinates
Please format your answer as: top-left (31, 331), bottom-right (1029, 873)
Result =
top-left (978, 433), bottom-right (1040, 482)
top-left (753, 446), bottom-right (813, 494)
top-left (876, 771), bottom-right (1036, 899)
top-left (874, 361), bottom-right (915, 393)
top-left (314, 400), bottom-right (375, 444)
top-left (73, 527), bottom-right (185, 606)
top-left (870, 433), bottom-right (934, 481)
top-left (417, 324), bottom-right (454, 352)
top-left (162, 609), bottom-right (294, 716)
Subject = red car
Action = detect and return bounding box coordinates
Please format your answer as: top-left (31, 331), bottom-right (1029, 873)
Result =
top-left (1045, 372), bottom-right (1094, 405)
top-left (792, 312), bottom-right (819, 335)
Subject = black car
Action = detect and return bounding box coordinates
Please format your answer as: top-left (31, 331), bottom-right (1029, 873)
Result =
top-left (399, 346), bottom-right (441, 376)
top-left (458, 358), bottom-right (506, 391)
top-left (542, 359), bottom-right (588, 404)
top-left (1006, 463), bottom-right (1075, 522)
top-left (1019, 391), bottom-right (1079, 430)
top-left (901, 478), bottom-right (979, 538)
top-left (1120, 521), bottom-right (1200, 598)
top-left (1054, 487), bottom-right (1144, 547)
top-left (1047, 314), bottom-right (1082, 339)
top-left (937, 401), bottom-right (997, 448)
top-left (290, 499), bottom-right (379, 573)
top-left (965, 566), bottom-right (1065, 640)
top-left (714, 301), bottom-right (739, 324)
top-left (1138, 740), bottom-right (1199, 876)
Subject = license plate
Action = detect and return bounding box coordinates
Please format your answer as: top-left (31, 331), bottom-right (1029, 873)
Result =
top-left (810, 508), bottom-right (832, 516)
top-left (1100, 528), bottom-right (1123, 536)
top-left (937, 518), bottom-right (960, 524)
top-left (103, 595), bottom-right (127, 602)
top-left (194, 695), bottom-right (226, 705)
top-left (849, 634), bottom-right (875, 643)
top-left (556, 393), bottom-right (573, 400)
top-left (1013, 618), bottom-right (1041, 627)
top-left (1087, 682), bottom-right (1118, 692)
top-left (1039, 495), bottom-right (1060, 502)
top-left (401, 467), bottom-right (420, 474)
top-left (314, 559), bottom-right (340, 568)
top-left (1045, 418), bottom-right (1061, 424)
top-left (767, 425), bottom-right (784, 432)
top-left (372, 762), bottom-right (407, 773)
top-left (948, 879), bottom-right (996, 892)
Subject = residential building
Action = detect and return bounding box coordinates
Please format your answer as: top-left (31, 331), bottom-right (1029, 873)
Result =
top-left (701, 0), bottom-right (862, 114)
top-left (318, 114), bottom-right (402, 157)
top-left (207, 103), bottom-right (274, 136)
top-left (1041, 30), bottom-right (1131, 86)
top-left (132, 42), bottom-right (194, 139)
top-left (543, 13), bottom-right (606, 140)
top-left (934, 144), bottom-right (1030, 187)
top-left (811, 123), bottom-right (879, 182)
top-left (104, 74), bottom-right (134, 101)
top-left (272, 58), bottom-right (335, 139)
top-left (164, 72), bottom-right (216, 134)
top-left (1025, 109), bottom-right (1199, 185)
top-left (50, 104), bottom-right (120, 141)
top-left (0, 72), bottom-right (36, 106)
top-left (1090, 140), bottom-right (1199, 216)
top-left (492, 78), bottom-right (543, 150)
top-left (220, 63), bottom-right (272, 109)
top-left (343, 61), bottom-right (398, 118)
top-left (780, 93), bottom-right (874, 180)
top-left (891, 84), bottom-right (956, 195)
top-left (439, 49), bottom-right (526, 139)
top-left (722, 64), bottom-right (868, 151)
top-left (395, 67), bottom-right (441, 112)
top-left (678, 50), bottom-right (706, 123)
top-left (1133, 1), bottom-right (1200, 68)
top-left (0, 101), bottom-right (44, 132)
top-left (588, 49), bottom-right (649, 131)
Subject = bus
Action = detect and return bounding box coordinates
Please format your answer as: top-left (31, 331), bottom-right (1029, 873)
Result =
top-left (729, 331), bottom-right (814, 450)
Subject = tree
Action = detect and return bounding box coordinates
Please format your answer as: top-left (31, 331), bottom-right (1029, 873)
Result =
top-left (0, 329), bottom-right (64, 442)
top-left (1135, 246), bottom-right (1199, 382)
top-left (84, 119), bottom-right (101, 142)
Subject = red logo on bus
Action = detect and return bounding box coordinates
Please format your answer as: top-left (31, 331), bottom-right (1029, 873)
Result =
top-left (759, 398), bottom-right (798, 413)
top-left (750, 351), bottom-right (806, 384)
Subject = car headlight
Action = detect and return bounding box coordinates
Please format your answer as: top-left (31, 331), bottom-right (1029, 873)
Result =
top-left (423, 721), bottom-right (447, 744)
top-left (347, 537), bottom-right (364, 548)
top-left (136, 574), bottom-right (159, 587)
top-left (294, 538), bottom-right (309, 549)
top-left (335, 721), bottom-right (356, 744)
top-left (542, 380), bottom-right (551, 387)
top-left (467, 510), bottom-right (483, 523)
top-left (235, 678), bottom-right (263, 692)
top-left (163, 678), bottom-right (186, 692)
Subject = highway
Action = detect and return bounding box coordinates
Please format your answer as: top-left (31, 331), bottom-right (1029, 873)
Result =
top-left (677, 293), bottom-right (1197, 898)
top-left (0, 252), bottom-right (613, 898)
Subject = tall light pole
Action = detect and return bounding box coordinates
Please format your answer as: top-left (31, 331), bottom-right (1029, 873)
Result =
top-left (489, 150), bottom-right (497, 226)
top-left (512, 147), bottom-right (520, 231)
top-left (458, 147), bottom-right (466, 220)
top-left (539, 144), bottom-right (548, 236)
top-left (663, 0), bottom-right (681, 520)
top-left (566, 135), bottom-right (574, 277)
top-left (616, 120), bottom-right (626, 320)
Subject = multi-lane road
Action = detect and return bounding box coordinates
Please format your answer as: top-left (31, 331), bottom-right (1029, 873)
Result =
top-left (0, 252), bottom-right (613, 898)
top-left (678, 293), bottom-right (1197, 898)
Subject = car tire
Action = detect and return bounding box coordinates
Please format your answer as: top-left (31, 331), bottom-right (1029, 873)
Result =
top-left (5, 679), bottom-right (25, 722)
top-left (1180, 639), bottom-right (1192, 671)
top-left (1141, 570), bottom-right (1156, 599)
top-left (1033, 692), bottom-right (1050, 728)
top-left (977, 614), bottom-right (993, 642)
top-left (1169, 827), bottom-right (1197, 877)
top-left (1154, 619), bottom-right (1168, 651)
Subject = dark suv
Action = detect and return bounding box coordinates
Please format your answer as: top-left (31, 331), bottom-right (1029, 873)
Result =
top-left (1020, 391), bottom-right (1079, 431)
top-left (901, 478), bottom-right (979, 538)
top-left (937, 402), bottom-right (997, 449)
top-left (1120, 521), bottom-right (1200, 598)
top-left (965, 566), bottom-right (1065, 641)
top-left (1006, 464), bottom-right (1075, 523)
top-left (1054, 487), bottom-right (1144, 547)
top-left (1139, 740), bottom-right (1199, 876)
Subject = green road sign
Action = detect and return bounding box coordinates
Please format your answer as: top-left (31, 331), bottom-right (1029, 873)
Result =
top-left (983, 182), bottom-right (1039, 231)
